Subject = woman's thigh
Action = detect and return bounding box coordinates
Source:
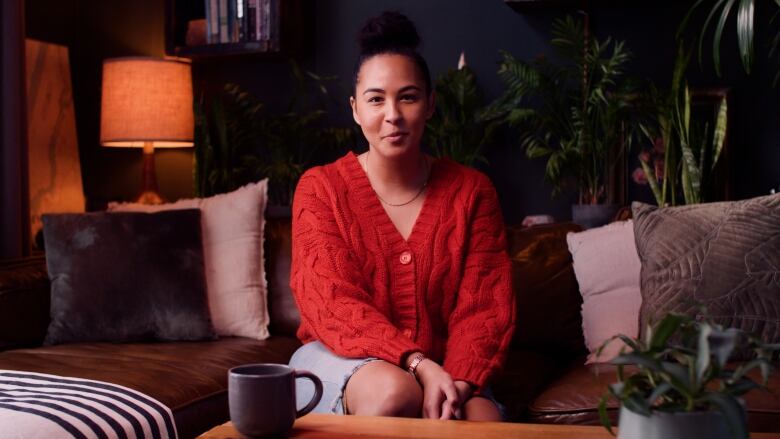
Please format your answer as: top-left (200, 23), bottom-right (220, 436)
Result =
top-left (289, 341), bottom-right (379, 415)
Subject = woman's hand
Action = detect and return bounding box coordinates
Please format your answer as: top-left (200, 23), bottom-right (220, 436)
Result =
top-left (414, 359), bottom-right (460, 420)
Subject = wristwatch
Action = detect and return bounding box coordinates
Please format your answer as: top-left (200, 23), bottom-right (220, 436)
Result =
top-left (407, 352), bottom-right (426, 378)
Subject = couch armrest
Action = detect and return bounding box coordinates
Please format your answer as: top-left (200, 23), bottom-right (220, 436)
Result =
top-left (0, 255), bottom-right (50, 350)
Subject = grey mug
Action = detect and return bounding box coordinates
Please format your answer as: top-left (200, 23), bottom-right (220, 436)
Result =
top-left (228, 363), bottom-right (323, 437)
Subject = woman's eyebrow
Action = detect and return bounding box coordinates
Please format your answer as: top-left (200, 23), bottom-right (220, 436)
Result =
top-left (362, 85), bottom-right (422, 95)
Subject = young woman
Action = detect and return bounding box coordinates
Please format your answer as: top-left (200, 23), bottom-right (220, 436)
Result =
top-left (289, 11), bottom-right (515, 421)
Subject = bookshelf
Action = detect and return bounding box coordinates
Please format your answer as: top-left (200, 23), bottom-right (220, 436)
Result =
top-left (165, 0), bottom-right (304, 59)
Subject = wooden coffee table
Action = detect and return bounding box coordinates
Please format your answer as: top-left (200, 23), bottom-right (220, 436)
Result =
top-left (198, 413), bottom-right (780, 438)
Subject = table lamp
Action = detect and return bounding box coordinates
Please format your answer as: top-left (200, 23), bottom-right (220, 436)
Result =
top-left (100, 57), bottom-right (193, 204)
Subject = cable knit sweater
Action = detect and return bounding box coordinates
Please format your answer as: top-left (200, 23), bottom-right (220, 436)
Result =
top-left (290, 151), bottom-right (516, 388)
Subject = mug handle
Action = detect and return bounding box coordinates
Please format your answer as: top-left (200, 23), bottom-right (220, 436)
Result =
top-left (294, 370), bottom-right (323, 418)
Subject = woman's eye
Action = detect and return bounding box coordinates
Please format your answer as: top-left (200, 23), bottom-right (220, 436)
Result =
top-left (367, 96), bottom-right (383, 103)
top-left (401, 95), bottom-right (418, 102)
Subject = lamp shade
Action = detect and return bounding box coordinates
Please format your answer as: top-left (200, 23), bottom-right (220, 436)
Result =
top-left (100, 57), bottom-right (193, 148)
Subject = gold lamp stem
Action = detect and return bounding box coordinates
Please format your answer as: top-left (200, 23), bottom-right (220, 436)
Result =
top-left (136, 141), bottom-right (165, 205)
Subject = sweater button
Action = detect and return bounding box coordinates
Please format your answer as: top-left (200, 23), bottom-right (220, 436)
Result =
top-left (399, 251), bottom-right (412, 265)
top-left (403, 329), bottom-right (413, 338)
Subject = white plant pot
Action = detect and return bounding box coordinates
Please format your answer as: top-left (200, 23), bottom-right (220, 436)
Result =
top-left (617, 406), bottom-right (738, 439)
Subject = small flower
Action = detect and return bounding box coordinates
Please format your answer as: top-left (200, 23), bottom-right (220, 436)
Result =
top-left (653, 137), bottom-right (665, 153)
top-left (632, 167), bottom-right (648, 185)
top-left (639, 151), bottom-right (651, 163)
top-left (458, 51), bottom-right (467, 70)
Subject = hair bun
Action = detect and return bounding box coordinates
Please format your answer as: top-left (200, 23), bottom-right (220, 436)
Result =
top-left (358, 11), bottom-right (420, 55)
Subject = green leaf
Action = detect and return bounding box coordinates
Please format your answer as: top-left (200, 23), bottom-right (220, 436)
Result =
top-left (736, 0), bottom-right (755, 74)
top-left (696, 322), bottom-right (713, 385)
top-left (709, 327), bottom-right (740, 367)
top-left (623, 394), bottom-right (652, 417)
top-left (598, 393), bottom-right (615, 435)
top-left (650, 313), bottom-right (685, 351)
top-left (699, 0), bottom-right (729, 73)
top-left (611, 353), bottom-right (663, 373)
top-left (646, 382), bottom-right (674, 406)
top-left (711, 97), bottom-right (728, 170)
top-left (704, 392), bottom-right (748, 439)
top-left (713, 0), bottom-right (739, 77)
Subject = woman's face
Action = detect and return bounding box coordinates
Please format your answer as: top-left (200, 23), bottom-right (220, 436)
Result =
top-left (351, 54), bottom-right (435, 159)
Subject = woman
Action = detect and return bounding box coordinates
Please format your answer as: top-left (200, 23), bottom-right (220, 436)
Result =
top-left (289, 11), bottom-right (515, 421)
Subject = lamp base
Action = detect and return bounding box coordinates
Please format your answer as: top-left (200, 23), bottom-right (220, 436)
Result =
top-left (135, 141), bottom-right (166, 205)
top-left (135, 190), bottom-right (166, 205)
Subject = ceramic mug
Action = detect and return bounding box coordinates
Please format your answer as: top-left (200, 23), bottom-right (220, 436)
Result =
top-left (228, 363), bottom-right (323, 437)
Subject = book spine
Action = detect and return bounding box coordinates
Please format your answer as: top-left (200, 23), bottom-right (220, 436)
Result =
top-left (247, 0), bottom-right (257, 41)
top-left (218, 0), bottom-right (229, 43)
top-left (228, 0), bottom-right (237, 43)
top-left (269, 0), bottom-right (279, 50)
top-left (236, 0), bottom-right (246, 41)
top-left (208, 0), bottom-right (220, 43)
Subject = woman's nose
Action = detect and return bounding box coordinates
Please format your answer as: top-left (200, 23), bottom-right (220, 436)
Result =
top-left (384, 102), bottom-right (402, 123)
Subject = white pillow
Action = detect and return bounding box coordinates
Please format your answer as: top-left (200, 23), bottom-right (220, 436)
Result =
top-left (108, 179), bottom-right (270, 340)
top-left (566, 220), bottom-right (642, 364)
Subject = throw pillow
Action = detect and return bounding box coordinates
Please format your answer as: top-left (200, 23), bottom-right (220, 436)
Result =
top-left (567, 220), bottom-right (642, 364)
top-left (42, 209), bottom-right (216, 344)
top-left (632, 195), bottom-right (780, 345)
top-left (108, 180), bottom-right (270, 340)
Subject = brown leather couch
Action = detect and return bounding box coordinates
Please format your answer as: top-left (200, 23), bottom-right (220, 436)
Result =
top-left (1, 219), bottom-right (778, 437)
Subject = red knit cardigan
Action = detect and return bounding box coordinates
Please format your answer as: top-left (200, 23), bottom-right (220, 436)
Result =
top-left (290, 151), bottom-right (516, 388)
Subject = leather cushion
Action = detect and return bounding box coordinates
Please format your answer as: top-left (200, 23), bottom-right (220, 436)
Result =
top-left (0, 336), bottom-right (302, 438)
top-left (632, 196), bottom-right (780, 346)
top-left (0, 256), bottom-right (50, 349)
top-left (42, 210), bottom-right (216, 344)
top-left (507, 223), bottom-right (587, 357)
top-left (528, 362), bottom-right (780, 432)
top-left (265, 218), bottom-right (301, 337)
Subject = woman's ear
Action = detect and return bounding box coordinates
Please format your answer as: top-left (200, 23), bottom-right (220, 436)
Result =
top-left (425, 91), bottom-right (436, 120)
top-left (350, 96), bottom-right (361, 126)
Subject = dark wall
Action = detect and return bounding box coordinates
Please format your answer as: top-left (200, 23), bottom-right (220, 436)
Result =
top-left (26, 0), bottom-right (780, 223)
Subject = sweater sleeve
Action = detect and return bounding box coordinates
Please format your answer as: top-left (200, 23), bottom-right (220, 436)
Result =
top-left (290, 170), bottom-right (422, 366)
top-left (442, 174), bottom-right (516, 389)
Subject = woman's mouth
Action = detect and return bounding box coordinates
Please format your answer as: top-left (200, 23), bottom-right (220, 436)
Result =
top-left (383, 132), bottom-right (408, 143)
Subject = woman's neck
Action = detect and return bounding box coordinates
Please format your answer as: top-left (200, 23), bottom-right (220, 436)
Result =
top-left (361, 148), bottom-right (428, 192)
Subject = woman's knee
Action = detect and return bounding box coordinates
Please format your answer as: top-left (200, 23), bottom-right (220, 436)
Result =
top-left (345, 361), bottom-right (422, 417)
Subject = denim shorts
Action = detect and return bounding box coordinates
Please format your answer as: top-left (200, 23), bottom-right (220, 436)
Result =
top-left (288, 341), bottom-right (506, 419)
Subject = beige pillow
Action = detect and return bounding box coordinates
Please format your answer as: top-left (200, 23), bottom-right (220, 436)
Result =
top-left (108, 180), bottom-right (269, 340)
top-left (567, 220), bottom-right (642, 363)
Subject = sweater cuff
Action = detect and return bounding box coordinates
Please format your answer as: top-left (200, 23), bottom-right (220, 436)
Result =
top-left (443, 355), bottom-right (494, 390)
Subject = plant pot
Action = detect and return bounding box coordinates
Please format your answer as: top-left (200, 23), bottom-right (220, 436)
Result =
top-left (617, 406), bottom-right (739, 439)
top-left (571, 204), bottom-right (618, 229)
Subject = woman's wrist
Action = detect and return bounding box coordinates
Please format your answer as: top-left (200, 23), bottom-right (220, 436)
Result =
top-left (406, 352), bottom-right (426, 379)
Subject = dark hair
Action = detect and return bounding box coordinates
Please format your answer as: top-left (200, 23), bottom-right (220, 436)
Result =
top-left (353, 11), bottom-right (432, 95)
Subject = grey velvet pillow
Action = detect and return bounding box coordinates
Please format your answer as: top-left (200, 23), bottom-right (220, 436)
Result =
top-left (632, 195), bottom-right (780, 344)
top-left (42, 209), bottom-right (217, 345)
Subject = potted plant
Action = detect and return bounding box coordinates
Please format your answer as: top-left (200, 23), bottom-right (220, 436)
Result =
top-left (635, 43), bottom-right (728, 207)
top-left (598, 312), bottom-right (779, 439)
top-left (484, 15), bottom-right (646, 228)
top-left (194, 60), bottom-right (356, 210)
top-left (424, 52), bottom-right (499, 167)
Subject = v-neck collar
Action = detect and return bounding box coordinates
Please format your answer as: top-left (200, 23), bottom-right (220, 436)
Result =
top-left (343, 150), bottom-right (442, 248)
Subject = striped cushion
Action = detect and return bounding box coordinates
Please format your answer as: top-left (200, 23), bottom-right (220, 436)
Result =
top-left (0, 370), bottom-right (177, 439)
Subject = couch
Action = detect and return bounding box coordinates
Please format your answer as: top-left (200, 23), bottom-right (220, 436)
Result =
top-left (1, 219), bottom-right (778, 437)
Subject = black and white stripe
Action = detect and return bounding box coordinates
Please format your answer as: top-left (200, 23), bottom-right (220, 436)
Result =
top-left (0, 370), bottom-right (177, 439)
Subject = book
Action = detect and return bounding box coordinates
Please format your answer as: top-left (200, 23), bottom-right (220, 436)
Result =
top-left (247, 0), bottom-right (257, 41)
top-left (218, 0), bottom-right (229, 43)
top-left (206, 0), bottom-right (220, 44)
